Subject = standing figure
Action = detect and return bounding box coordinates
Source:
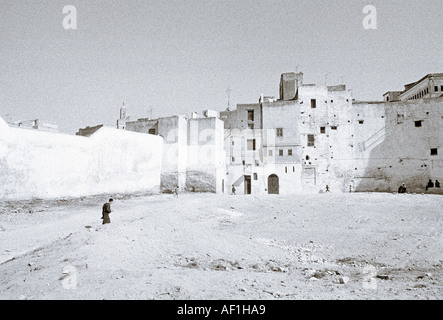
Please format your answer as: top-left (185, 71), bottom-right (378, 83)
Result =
top-left (173, 186), bottom-right (179, 198)
top-left (102, 198), bottom-right (113, 224)
top-left (435, 180), bottom-right (440, 188)
top-left (325, 185), bottom-right (330, 192)
top-left (426, 179), bottom-right (434, 191)
top-left (232, 185), bottom-right (236, 195)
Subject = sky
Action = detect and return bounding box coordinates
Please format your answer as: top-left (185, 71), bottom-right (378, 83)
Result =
top-left (1, 0), bottom-right (442, 134)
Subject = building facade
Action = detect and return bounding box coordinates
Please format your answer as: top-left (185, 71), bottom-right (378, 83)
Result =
top-left (221, 72), bottom-right (443, 195)
top-left (125, 111), bottom-right (226, 193)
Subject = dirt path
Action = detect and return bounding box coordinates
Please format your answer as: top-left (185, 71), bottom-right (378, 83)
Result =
top-left (0, 193), bottom-right (442, 300)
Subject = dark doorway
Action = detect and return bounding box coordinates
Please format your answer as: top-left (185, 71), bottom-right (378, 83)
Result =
top-left (244, 175), bottom-right (252, 195)
top-left (268, 174), bottom-right (279, 194)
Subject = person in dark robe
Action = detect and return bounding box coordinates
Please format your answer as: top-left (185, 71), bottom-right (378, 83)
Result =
top-left (426, 179), bottom-right (434, 191)
top-left (232, 185), bottom-right (236, 195)
top-left (398, 184), bottom-right (406, 193)
top-left (435, 180), bottom-right (440, 188)
top-left (102, 198), bottom-right (113, 224)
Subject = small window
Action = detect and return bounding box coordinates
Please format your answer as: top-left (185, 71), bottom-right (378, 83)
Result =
top-left (248, 123), bottom-right (254, 129)
top-left (253, 173), bottom-right (258, 180)
top-left (431, 148), bottom-right (438, 156)
top-left (331, 126), bottom-right (337, 130)
top-left (276, 128), bottom-right (283, 137)
top-left (231, 157), bottom-right (235, 162)
top-left (247, 110), bottom-right (254, 121)
top-left (232, 141), bottom-right (235, 145)
top-left (306, 155), bottom-right (310, 160)
top-left (441, 86), bottom-right (443, 91)
top-left (148, 128), bottom-right (156, 135)
top-left (247, 139), bottom-right (256, 151)
top-left (320, 127), bottom-right (326, 134)
top-left (242, 160), bottom-right (246, 165)
top-left (293, 166), bottom-right (295, 172)
top-left (358, 120), bottom-right (364, 124)
top-left (311, 99), bottom-right (317, 109)
top-left (435, 86), bottom-right (439, 92)
top-left (307, 134), bottom-right (315, 147)
top-left (285, 167), bottom-right (288, 173)
top-left (279, 149), bottom-right (284, 156)
top-left (288, 149), bottom-right (293, 156)
top-left (415, 120), bottom-right (423, 127)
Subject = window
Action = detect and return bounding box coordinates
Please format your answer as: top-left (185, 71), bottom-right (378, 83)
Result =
top-left (247, 110), bottom-right (254, 121)
top-left (441, 86), bottom-right (443, 91)
top-left (247, 139), bottom-right (256, 151)
top-left (276, 128), bottom-right (283, 137)
top-left (431, 148), bottom-right (438, 156)
top-left (415, 120), bottom-right (423, 127)
top-left (307, 134), bottom-right (315, 147)
top-left (231, 157), bottom-right (235, 162)
top-left (148, 128), bottom-right (156, 135)
top-left (435, 86), bottom-right (439, 92)
top-left (253, 173), bottom-right (258, 180)
top-left (288, 149), bottom-right (293, 156)
top-left (358, 120), bottom-right (364, 124)
top-left (248, 123), bottom-right (254, 129)
top-left (331, 126), bottom-right (337, 130)
top-left (279, 149), bottom-right (284, 156)
top-left (320, 127), bottom-right (326, 134)
top-left (311, 99), bottom-right (316, 108)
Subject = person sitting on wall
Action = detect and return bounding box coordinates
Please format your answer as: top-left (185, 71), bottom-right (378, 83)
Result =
top-left (102, 198), bottom-right (113, 224)
top-left (426, 179), bottom-right (434, 191)
top-left (398, 184), bottom-right (406, 194)
top-left (435, 180), bottom-right (440, 188)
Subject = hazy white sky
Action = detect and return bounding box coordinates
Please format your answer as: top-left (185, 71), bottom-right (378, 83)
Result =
top-left (1, 0), bottom-right (442, 133)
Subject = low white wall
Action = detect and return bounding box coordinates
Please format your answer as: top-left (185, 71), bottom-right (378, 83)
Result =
top-left (0, 117), bottom-right (163, 200)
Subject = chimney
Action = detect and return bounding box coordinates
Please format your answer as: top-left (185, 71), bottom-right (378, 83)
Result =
top-left (279, 72), bottom-right (303, 100)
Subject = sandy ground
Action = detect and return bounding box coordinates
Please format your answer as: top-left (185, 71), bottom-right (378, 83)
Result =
top-left (0, 192), bottom-right (441, 300)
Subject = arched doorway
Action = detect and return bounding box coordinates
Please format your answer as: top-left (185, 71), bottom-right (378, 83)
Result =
top-left (268, 174), bottom-right (279, 194)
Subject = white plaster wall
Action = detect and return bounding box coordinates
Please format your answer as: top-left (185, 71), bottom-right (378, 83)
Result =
top-left (0, 119), bottom-right (163, 200)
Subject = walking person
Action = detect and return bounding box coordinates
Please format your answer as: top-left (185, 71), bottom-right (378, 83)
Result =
top-left (232, 185), bottom-right (236, 195)
top-left (102, 198), bottom-right (113, 224)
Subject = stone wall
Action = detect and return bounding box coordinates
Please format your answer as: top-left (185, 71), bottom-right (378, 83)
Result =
top-left (0, 117), bottom-right (163, 200)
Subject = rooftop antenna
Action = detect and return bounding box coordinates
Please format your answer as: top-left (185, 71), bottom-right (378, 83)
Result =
top-left (226, 87), bottom-right (232, 111)
top-left (325, 72), bottom-right (332, 86)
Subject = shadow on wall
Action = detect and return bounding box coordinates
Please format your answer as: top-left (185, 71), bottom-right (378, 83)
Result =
top-left (354, 99), bottom-right (443, 194)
